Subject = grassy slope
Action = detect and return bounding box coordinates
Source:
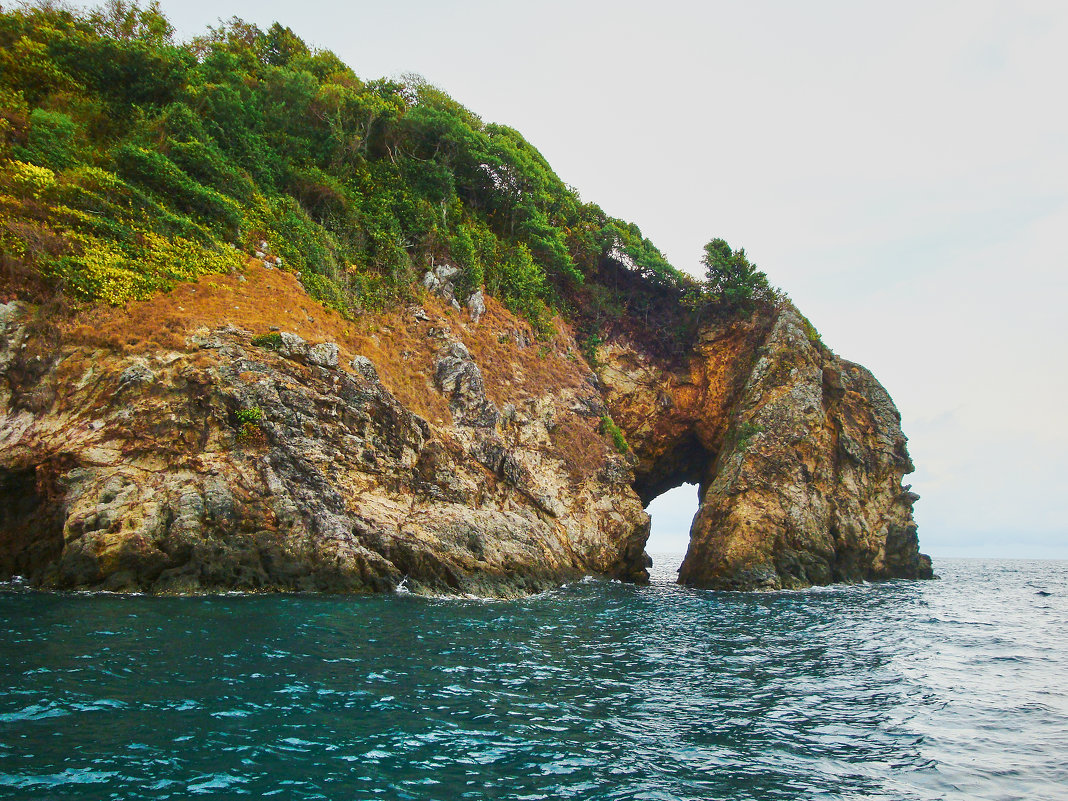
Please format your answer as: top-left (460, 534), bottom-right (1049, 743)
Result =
top-left (1, 2), bottom-right (710, 359)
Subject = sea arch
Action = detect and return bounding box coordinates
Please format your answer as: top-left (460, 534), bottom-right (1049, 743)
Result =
top-left (598, 304), bottom-right (930, 590)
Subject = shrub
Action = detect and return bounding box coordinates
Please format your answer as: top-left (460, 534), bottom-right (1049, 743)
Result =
top-left (113, 144), bottom-right (243, 234)
top-left (55, 230), bottom-right (241, 304)
top-left (448, 223), bottom-right (484, 298)
top-left (579, 332), bottom-right (603, 368)
top-left (235, 406), bottom-right (263, 425)
top-left (235, 406), bottom-right (265, 443)
top-left (55, 236), bottom-right (139, 304)
top-left (300, 271), bottom-right (363, 317)
top-left (801, 315), bottom-right (822, 346)
top-left (488, 243), bottom-right (554, 339)
top-left (2, 160), bottom-right (56, 198)
top-left (700, 237), bottom-right (772, 311)
top-left (251, 331), bottom-right (283, 350)
top-left (167, 137), bottom-right (255, 202)
top-left (15, 109), bottom-right (83, 170)
top-left (258, 195), bottom-right (340, 276)
top-left (600, 414), bottom-right (629, 454)
top-left (733, 420), bottom-right (763, 451)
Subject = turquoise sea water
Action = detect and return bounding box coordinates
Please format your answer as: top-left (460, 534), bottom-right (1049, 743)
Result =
top-left (1, 556), bottom-right (1066, 800)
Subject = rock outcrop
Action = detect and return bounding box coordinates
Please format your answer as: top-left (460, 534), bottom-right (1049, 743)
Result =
top-left (597, 306), bottom-right (931, 590)
top-left (0, 265), bottom-right (930, 595)
top-left (681, 308), bottom-right (932, 589)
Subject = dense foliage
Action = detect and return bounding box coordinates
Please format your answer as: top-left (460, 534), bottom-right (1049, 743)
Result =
top-left (698, 238), bottom-right (773, 310)
top-left (0, 1), bottom-right (773, 348)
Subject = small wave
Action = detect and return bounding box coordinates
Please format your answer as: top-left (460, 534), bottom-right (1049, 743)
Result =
top-left (0, 768), bottom-right (117, 789)
top-left (0, 702), bottom-right (68, 723)
top-left (187, 773), bottom-right (248, 794)
top-left (0, 576), bottom-right (34, 594)
top-left (211, 709), bottom-right (251, 719)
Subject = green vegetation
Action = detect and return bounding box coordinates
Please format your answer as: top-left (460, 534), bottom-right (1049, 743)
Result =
top-left (235, 406), bottom-right (263, 426)
top-left (578, 332), bottom-right (603, 368)
top-left (733, 420), bottom-right (763, 451)
top-left (600, 414), bottom-right (629, 454)
top-left (695, 238), bottom-right (775, 312)
top-left (800, 315), bottom-right (822, 347)
top-left (234, 405), bottom-right (264, 442)
top-left (0, 1), bottom-right (779, 349)
top-left (250, 331), bottom-right (283, 350)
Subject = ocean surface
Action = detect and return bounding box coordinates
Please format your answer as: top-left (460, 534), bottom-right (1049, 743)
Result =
top-left (1, 556), bottom-right (1066, 801)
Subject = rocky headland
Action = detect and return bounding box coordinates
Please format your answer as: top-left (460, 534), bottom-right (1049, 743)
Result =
top-left (0, 5), bottom-right (932, 595)
top-left (0, 263), bottom-right (931, 595)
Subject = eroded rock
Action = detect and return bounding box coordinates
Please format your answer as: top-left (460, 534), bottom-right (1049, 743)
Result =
top-left (434, 340), bottom-right (499, 428)
top-left (307, 342), bottom-right (339, 368)
top-left (0, 301), bottom-right (646, 596)
top-left (0, 289), bottom-right (928, 596)
top-left (467, 290), bottom-right (486, 324)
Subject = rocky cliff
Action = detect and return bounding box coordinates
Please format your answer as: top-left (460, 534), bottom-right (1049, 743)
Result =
top-left (0, 263), bottom-right (931, 595)
top-left (598, 305), bottom-right (932, 590)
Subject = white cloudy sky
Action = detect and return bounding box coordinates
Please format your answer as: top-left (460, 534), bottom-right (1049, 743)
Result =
top-left (126, 0), bottom-right (1066, 557)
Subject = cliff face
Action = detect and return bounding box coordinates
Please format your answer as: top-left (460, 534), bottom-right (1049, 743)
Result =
top-left (0, 267), bottom-right (649, 596)
top-left (597, 306), bottom-right (932, 590)
top-left (0, 265), bottom-right (930, 595)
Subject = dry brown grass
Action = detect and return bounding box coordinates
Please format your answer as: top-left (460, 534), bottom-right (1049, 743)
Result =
top-left (551, 412), bottom-right (611, 484)
top-left (65, 263), bottom-right (353, 354)
top-left (60, 263), bottom-right (604, 431)
top-left (462, 304), bottom-right (590, 406)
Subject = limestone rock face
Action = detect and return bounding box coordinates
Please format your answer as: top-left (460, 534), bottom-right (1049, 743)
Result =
top-left (0, 273), bottom-right (929, 595)
top-left (595, 305), bottom-right (932, 590)
top-left (0, 293), bottom-right (648, 596)
top-left (676, 307), bottom-right (931, 589)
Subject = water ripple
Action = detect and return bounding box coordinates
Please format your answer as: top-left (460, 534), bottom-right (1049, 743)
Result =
top-left (1, 558), bottom-right (1066, 799)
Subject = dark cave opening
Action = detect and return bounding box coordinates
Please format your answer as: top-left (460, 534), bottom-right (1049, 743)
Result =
top-left (0, 465), bottom-right (65, 580)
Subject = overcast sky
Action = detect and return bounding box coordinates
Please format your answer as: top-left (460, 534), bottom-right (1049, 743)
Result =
top-left (122, 0), bottom-right (1066, 558)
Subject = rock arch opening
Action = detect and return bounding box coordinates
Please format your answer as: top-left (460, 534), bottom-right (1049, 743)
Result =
top-left (625, 429), bottom-right (717, 586)
top-left (645, 483), bottom-right (700, 555)
top-left (644, 483), bottom-right (700, 582)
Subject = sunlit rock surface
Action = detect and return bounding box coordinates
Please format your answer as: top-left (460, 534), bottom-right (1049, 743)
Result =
top-left (0, 266), bottom-right (929, 595)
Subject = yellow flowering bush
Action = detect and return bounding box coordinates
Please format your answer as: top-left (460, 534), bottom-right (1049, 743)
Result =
top-left (61, 235), bottom-right (139, 304)
top-left (3, 160), bottom-right (56, 198)
top-left (60, 231), bottom-right (244, 305)
top-left (140, 232), bottom-right (244, 285)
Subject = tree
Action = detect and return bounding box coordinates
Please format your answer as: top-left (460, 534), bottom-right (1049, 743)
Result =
top-left (262, 23), bottom-right (309, 67)
top-left (700, 237), bottom-right (771, 309)
top-left (89, 1), bottom-right (174, 46)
